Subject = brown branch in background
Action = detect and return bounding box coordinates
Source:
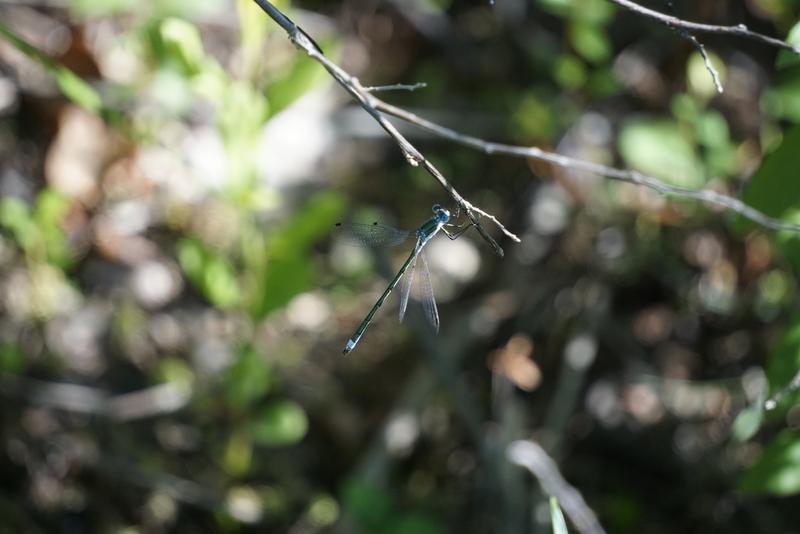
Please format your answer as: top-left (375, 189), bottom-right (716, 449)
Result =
top-left (508, 440), bottom-right (606, 534)
top-left (0, 374), bottom-right (190, 421)
top-left (253, 0), bottom-right (800, 236)
top-left (608, 0), bottom-right (800, 92)
top-left (251, 0), bottom-right (517, 257)
top-left (374, 101), bottom-right (800, 233)
top-left (608, 0), bottom-right (800, 54)
top-left (363, 82), bottom-right (428, 92)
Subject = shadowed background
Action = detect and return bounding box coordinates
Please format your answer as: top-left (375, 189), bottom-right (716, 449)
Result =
top-left (2, 0), bottom-right (800, 532)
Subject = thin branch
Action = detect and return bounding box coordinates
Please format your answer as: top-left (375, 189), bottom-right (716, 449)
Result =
top-left (0, 374), bottom-right (190, 421)
top-left (253, 0), bottom-right (800, 236)
top-left (681, 29), bottom-right (724, 94)
top-left (252, 0), bottom-right (517, 257)
top-left (608, 0), bottom-right (800, 55)
top-left (363, 82), bottom-right (428, 92)
top-left (508, 440), bottom-right (606, 534)
top-left (373, 101), bottom-right (800, 233)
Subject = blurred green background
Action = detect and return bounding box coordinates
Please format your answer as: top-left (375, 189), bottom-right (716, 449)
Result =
top-left (2, 0), bottom-right (800, 532)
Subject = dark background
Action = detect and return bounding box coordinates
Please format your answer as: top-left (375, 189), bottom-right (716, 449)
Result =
top-left (1, 0), bottom-right (800, 532)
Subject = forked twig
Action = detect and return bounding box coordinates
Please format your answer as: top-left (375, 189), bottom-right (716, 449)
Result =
top-left (608, 0), bottom-right (800, 55)
top-left (373, 101), bottom-right (800, 233)
top-left (253, 0), bottom-right (800, 237)
top-left (609, 0), bottom-right (800, 92)
top-left (252, 0), bottom-right (517, 257)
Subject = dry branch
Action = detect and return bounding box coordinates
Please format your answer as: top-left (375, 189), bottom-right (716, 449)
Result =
top-left (252, 0), bottom-right (517, 257)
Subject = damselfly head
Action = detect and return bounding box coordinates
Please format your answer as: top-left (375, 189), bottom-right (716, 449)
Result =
top-left (432, 204), bottom-right (450, 223)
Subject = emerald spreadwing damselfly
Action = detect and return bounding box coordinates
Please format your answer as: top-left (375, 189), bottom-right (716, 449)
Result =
top-left (337, 204), bottom-right (471, 354)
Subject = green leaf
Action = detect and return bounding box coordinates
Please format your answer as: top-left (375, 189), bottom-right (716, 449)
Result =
top-left (225, 345), bottom-right (272, 409)
top-left (249, 192), bottom-right (345, 318)
top-left (763, 68), bottom-right (800, 123)
top-left (0, 21), bottom-right (103, 113)
top-left (69, 0), bottom-right (136, 16)
top-left (687, 51), bottom-right (725, 99)
top-left (158, 18), bottom-right (207, 77)
top-left (223, 431), bottom-right (253, 476)
top-left (764, 318), bottom-right (800, 412)
top-left (342, 480), bottom-right (393, 529)
top-left (387, 513), bottom-right (443, 534)
top-left (266, 39), bottom-right (334, 117)
top-left (0, 197), bottom-right (36, 252)
top-left (177, 238), bottom-right (241, 308)
top-left (251, 400), bottom-right (308, 447)
top-left (741, 126), bottom-right (800, 224)
top-left (618, 119), bottom-right (704, 189)
top-left (550, 497), bottom-right (570, 534)
top-left (732, 403), bottom-right (765, 442)
top-left (740, 429), bottom-right (800, 496)
top-left (569, 21), bottom-right (611, 63)
top-left (553, 55), bottom-right (588, 89)
top-left (777, 20), bottom-right (800, 69)
top-left (0, 344), bottom-right (25, 374)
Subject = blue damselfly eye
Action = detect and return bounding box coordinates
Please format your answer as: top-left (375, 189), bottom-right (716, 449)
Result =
top-left (432, 204), bottom-right (442, 213)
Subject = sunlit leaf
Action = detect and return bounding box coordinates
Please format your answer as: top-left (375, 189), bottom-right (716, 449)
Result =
top-left (250, 192), bottom-right (345, 318)
top-left (618, 119), bottom-right (704, 189)
top-left (553, 55), bottom-right (588, 89)
top-left (763, 68), bottom-right (800, 123)
top-left (0, 197), bottom-right (36, 253)
top-left (741, 429), bottom-right (800, 496)
top-left (223, 431), bottom-right (253, 476)
top-left (687, 51), bottom-right (725, 100)
top-left (70, 0), bottom-right (136, 16)
top-left (777, 20), bottom-right (800, 68)
top-left (178, 238), bottom-right (241, 308)
top-left (569, 21), bottom-right (611, 63)
top-left (266, 39), bottom-right (334, 117)
top-left (732, 403), bottom-right (765, 442)
top-left (155, 357), bottom-right (195, 389)
top-left (159, 18), bottom-right (207, 76)
top-left (251, 400), bottom-right (308, 447)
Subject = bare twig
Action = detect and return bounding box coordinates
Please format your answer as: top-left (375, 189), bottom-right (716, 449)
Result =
top-left (253, 0), bottom-right (800, 235)
top-left (373, 101), bottom-right (800, 233)
top-left (0, 374), bottom-right (191, 421)
top-left (609, 0), bottom-right (799, 91)
top-left (363, 82), bottom-right (428, 92)
top-left (608, 0), bottom-right (800, 55)
top-left (252, 0), bottom-right (517, 257)
top-left (508, 440), bottom-right (606, 534)
top-left (681, 30), bottom-right (724, 94)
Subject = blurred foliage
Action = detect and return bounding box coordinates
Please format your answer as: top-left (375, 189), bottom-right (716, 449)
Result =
top-left (3, 0), bottom-right (800, 531)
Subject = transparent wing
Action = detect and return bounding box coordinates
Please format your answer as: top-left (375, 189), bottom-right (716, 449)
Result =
top-left (398, 252), bottom-right (417, 323)
top-left (418, 251), bottom-right (440, 334)
top-left (334, 222), bottom-right (410, 248)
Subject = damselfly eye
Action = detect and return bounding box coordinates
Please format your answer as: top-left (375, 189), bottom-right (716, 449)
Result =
top-left (432, 204), bottom-right (442, 213)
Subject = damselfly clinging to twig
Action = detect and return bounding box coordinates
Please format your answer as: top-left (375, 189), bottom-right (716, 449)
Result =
top-left (337, 204), bottom-right (471, 354)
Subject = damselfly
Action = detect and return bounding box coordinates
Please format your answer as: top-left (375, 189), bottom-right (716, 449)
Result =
top-left (337, 204), bottom-right (470, 354)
